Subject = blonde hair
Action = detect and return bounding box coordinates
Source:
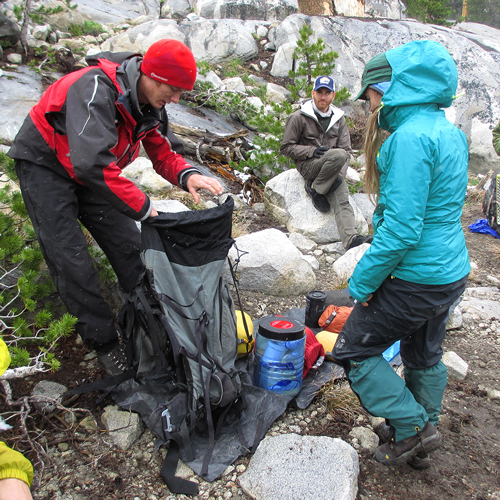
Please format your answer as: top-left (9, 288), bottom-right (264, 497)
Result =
top-left (363, 106), bottom-right (384, 203)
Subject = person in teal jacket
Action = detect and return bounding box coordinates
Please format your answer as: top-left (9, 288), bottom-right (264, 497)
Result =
top-left (333, 40), bottom-right (470, 468)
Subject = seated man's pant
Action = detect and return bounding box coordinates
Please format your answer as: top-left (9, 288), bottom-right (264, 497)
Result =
top-left (15, 160), bottom-right (144, 352)
top-left (299, 149), bottom-right (356, 248)
top-left (299, 148), bottom-right (348, 195)
top-left (333, 275), bottom-right (468, 441)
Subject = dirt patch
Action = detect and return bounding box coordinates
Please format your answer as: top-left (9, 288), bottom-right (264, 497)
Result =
top-left (1, 194), bottom-right (500, 500)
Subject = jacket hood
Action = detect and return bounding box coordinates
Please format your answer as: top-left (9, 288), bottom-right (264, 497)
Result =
top-left (300, 99), bottom-right (344, 130)
top-left (378, 40), bottom-right (458, 131)
top-left (381, 41), bottom-right (457, 109)
top-left (85, 51), bottom-right (141, 67)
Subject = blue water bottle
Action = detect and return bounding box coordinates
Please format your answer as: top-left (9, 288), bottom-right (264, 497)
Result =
top-left (253, 316), bottom-right (306, 397)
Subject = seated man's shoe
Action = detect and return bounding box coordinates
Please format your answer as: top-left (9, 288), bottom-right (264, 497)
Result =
top-left (305, 180), bottom-right (330, 213)
top-left (347, 234), bottom-right (373, 250)
top-left (375, 421), bottom-right (442, 466)
top-left (97, 344), bottom-right (128, 376)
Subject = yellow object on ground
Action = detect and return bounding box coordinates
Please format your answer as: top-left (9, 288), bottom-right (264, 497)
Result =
top-left (315, 330), bottom-right (339, 361)
top-left (0, 337), bottom-right (34, 487)
top-left (0, 337), bottom-right (10, 376)
top-left (236, 310), bottom-right (255, 358)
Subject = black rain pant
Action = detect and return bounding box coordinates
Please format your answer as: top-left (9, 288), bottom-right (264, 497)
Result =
top-left (15, 160), bottom-right (144, 352)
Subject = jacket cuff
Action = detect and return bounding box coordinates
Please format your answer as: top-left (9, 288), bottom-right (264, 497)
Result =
top-left (0, 468), bottom-right (32, 486)
top-left (138, 197), bottom-right (153, 221)
top-left (178, 168), bottom-right (201, 191)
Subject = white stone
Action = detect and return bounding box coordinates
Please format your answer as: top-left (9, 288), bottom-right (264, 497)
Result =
top-left (301, 254), bottom-right (320, 270)
top-left (264, 169), bottom-right (368, 244)
top-left (226, 228), bottom-right (316, 296)
top-left (270, 42), bottom-right (295, 77)
top-left (197, 70), bottom-right (224, 89)
top-left (239, 433), bottom-right (358, 500)
top-left (332, 243), bottom-right (370, 286)
top-left (288, 232), bottom-right (317, 253)
top-left (266, 82), bottom-right (291, 104)
top-left (122, 157), bottom-right (173, 194)
top-left (246, 96), bottom-right (264, 110)
top-left (223, 77), bottom-right (246, 93)
top-left (32, 24), bottom-right (50, 41)
top-left (349, 427), bottom-right (379, 454)
top-left (257, 25), bottom-right (268, 38)
top-left (346, 166), bottom-right (361, 183)
top-left (101, 408), bottom-right (144, 451)
top-left (7, 53), bottom-right (22, 64)
top-left (446, 305), bottom-right (463, 330)
top-left (442, 351), bottom-right (469, 380)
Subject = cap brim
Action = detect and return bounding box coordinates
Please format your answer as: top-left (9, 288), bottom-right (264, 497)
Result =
top-left (354, 84), bottom-right (369, 101)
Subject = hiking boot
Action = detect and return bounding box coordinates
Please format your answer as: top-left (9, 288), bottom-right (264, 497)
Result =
top-left (375, 422), bottom-right (442, 466)
top-left (97, 344), bottom-right (128, 376)
top-left (408, 451), bottom-right (431, 470)
top-left (347, 234), bottom-right (373, 250)
top-left (376, 421), bottom-right (395, 443)
top-left (305, 180), bottom-right (330, 213)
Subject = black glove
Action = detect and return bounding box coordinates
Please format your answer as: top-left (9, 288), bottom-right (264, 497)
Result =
top-left (313, 146), bottom-right (329, 158)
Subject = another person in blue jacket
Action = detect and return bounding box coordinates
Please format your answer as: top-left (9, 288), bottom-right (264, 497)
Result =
top-left (333, 40), bottom-right (470, 468)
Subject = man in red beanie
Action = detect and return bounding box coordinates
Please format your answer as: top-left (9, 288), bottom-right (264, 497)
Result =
top-left (8, 39), bottom-right (223, 375)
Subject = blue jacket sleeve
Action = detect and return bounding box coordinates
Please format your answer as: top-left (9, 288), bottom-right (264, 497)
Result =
top-left (348, 130), bottom-right (434, 302)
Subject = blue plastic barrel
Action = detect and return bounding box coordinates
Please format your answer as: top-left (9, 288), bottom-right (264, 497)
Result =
top-left (253, 316), bottom-right (306, 397)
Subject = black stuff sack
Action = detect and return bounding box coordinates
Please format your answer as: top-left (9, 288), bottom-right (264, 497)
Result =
top-left (118, 198), bottom-right (242, 495)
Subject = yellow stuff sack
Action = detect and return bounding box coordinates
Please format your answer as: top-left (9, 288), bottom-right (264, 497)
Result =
top-left (236, 310), bottom-right (255, 358)
top-left (315, 330), bottom-right (339, 362)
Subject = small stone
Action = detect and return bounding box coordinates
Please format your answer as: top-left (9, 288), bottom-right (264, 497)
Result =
top-left (7, 53), bottom-right (22, 64)
top-left (58, 443), bottom-right (69, 452)
top-left (84, 351), bottom-right (98, 361)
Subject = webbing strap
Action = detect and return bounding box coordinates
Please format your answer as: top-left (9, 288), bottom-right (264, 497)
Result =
top-left (136, 287), bottom-right (168, 375)
top-left (228, 253), bottom-right (252, 344)
top-left (157, 285), bottom-right (204, 320)
top-left (160, 440), bottom-right (198, 496)
top-left (63, 369), bottom-right (136, 402)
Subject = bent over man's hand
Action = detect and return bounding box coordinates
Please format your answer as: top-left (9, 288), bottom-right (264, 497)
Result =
top-left (186, 174), bottom-right (223, 204)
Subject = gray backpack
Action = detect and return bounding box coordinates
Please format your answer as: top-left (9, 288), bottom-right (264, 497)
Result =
top-left (118, 198), bottom-right (242, 495)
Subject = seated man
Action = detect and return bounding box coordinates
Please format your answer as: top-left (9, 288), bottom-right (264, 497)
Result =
top-left (280, 75), bottom-right (372, 250)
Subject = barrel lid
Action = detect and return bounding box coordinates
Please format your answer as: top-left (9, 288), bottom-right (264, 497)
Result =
top-left (258, 316), bottom-right (305, 341)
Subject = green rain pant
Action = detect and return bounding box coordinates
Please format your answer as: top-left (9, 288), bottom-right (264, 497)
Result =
top-left (348, 356), bottom-right (429, 441)
top-left (404, 362), bottom-right (447, 426)
top-left (333, 275), bottom-right (468, 442)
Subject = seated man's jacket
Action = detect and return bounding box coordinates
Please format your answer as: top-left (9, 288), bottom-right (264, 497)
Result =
top-left (280, 99), bottom-right (352, 175)
top-left (8, 52), bottom-right (198, 221)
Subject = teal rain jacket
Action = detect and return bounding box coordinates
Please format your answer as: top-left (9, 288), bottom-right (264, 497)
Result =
top-left (349, 40), bottom-right (471, 303)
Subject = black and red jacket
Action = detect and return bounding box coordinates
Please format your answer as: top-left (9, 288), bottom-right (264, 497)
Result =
top-left (9, 52), bottom-right (199, 220)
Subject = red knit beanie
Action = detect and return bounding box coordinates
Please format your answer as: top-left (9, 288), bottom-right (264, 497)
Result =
top-left (141, 39), bottom-right (197, 90)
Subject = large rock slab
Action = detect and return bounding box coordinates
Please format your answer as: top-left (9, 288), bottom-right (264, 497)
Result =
top-left (100, 19), bottom-right (185, 53)
top-left (461, 287), bottom-right (500, 321)
top-left (0, 67), bottom-right (43, 141)
top-left (264, 169), bottom-right (368, 244)
top-left (71, 0), bottom-right (160, 25)
top-left (227, 228), bottom-right (316, 296)
top-left (194, 0), bottom-right (298, 21)
top-left (270, 14), bottom-right (500, 174)
top-left (239, 433), bottom-right (359, 500)
top-left (181, 18), bottom-right (259, 62)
